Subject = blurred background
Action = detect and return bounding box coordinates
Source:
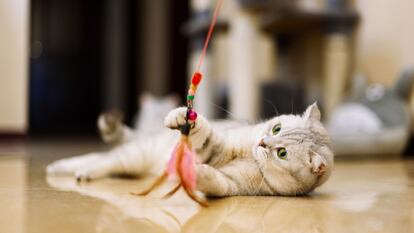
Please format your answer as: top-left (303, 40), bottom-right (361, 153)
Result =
top-left (1, 0), bottom-right (414, 157)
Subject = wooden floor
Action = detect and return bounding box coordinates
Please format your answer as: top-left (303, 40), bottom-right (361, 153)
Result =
top-left (1, 138), bottom-right (414, 233)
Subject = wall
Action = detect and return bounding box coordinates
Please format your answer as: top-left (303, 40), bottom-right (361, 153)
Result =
top-left (0, 0), bottom-right (29, 133)
top-left (355, 0), bottom-right (414, 85)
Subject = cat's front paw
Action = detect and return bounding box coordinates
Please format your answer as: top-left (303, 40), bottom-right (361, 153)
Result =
top-left (164, 107), bottom-right (190, 130)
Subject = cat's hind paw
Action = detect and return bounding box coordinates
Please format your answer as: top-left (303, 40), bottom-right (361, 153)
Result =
top-left (46, 161), bottom-right (71, 175)
top-left (75, 169), bottom-right (98, 182)
top-left (74, 158), bottom-right (119, 182)
top-left (98, 112), bottom-right (124, 144)
top-left (46, 154), bottom-right (101, 176)
top-left (164, 107), bottom-right (189, 130)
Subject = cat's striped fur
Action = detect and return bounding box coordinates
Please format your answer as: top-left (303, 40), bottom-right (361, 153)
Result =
top-left (47, 103), bottom-right (334, 196)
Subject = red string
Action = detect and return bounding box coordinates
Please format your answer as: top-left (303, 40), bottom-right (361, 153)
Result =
top-left (195, 0), bottom-right (224, 73)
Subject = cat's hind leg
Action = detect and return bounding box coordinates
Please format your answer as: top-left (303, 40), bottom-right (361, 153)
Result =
top-left (98, 112), bottom-right (135, 145)
top-left (46, 153), bottom-right (102, 176)
top-left (47, 151), bottom-right (130, 182)
top-left (47, 140), bottom-right (163, 182)
top-left (73, 154), bottom-right (126, 181)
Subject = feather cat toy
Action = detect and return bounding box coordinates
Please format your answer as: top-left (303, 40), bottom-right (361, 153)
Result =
top-left (133, 0), bottom-right (224, 206)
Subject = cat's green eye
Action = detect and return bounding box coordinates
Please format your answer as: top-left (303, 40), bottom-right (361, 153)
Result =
top-left (277, 148), bottom-right (287, 159)
top-left (272, 123), bottom-right (281, 135)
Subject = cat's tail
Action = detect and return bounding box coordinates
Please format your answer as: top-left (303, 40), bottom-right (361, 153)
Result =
top-left (97, 112), bottom-right (134, 145)
top-left (393, 67), bottom-right (414, 101)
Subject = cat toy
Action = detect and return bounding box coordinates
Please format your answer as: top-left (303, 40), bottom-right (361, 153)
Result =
top-left (133, 0), bottom-right (224, 207)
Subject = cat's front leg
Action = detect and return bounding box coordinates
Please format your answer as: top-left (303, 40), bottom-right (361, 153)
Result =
top-left (195, 164), bottom-right (239, 196)
top-left (164, 107), bottom-right (217, 161)
top-left (196, 161), bottom-right (266, 196)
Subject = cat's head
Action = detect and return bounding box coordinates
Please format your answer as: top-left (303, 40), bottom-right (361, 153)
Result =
top-left (253, 103), bottom-right (334, 195)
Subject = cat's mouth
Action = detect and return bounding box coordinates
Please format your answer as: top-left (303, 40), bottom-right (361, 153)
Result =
top-left (254, 143), bottom-right (270, 159)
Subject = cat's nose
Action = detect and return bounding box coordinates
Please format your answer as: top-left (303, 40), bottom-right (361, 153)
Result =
top-left (258, 139), bottom-right (267, 148)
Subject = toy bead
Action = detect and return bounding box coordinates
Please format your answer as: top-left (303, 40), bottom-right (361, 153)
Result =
top-left (187, 95), bottom-right (194, 100)
top-left (190, 84), bottom-right (197, 92)
top-left (188, 109), bottom-right (198, 121)
top-left (192, 72), bottom-right (202, 85)
top-left (188, 89), bottom-right (195, 96)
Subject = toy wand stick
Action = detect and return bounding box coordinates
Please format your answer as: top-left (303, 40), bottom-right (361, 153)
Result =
top-left (133, 0), bottom-right (224, 207)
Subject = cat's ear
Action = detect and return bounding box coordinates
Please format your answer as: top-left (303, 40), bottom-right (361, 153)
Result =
top-left (303, 102), bottom-right (321, 121)
top-left (310, 151), bottom-right (327, 176)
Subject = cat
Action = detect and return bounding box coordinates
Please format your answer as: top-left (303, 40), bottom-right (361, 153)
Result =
top-left (327, 68), bottom-right (414, 156)
top-left (47, 103), bottom-right (334, 197)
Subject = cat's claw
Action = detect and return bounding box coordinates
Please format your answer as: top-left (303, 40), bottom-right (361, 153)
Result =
top-left (76, 175), bottom-right (91, 183)
top-left (75, 169), bottom-right (97, 182)
top-left (75, 171), bottom-right (91, 182)
top-left (164, 107), bottom-right (189, 129)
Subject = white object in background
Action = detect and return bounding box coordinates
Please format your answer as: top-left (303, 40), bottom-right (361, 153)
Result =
top-left (327, 103), bottom-right (408, 156)
top-left (327, 103), bottom-right (383, 136)
top-left (297, 0), bottom-right (325, 12)
top-left (228, 9), bottom-right (259, 122)
top-left (191, 0), bottom-right (211, 11)
top-left (0, 0), bottom-right (29, 133)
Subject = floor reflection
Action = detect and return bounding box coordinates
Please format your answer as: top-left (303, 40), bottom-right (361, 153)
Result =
top-left (47, 176), bottom-right (200, 233)
top-left (48, 176), bottom-right (334, 233)
top-left (1, 149), bottom-right (413, 233)
top-left (47, 159), bottom-right (414, 233)
top-left (0, 155), bottom-right (27, 233)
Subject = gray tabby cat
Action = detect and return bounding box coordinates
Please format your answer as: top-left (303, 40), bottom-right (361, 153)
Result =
top-left (47, 103), bottom-right (334, 196)
top-left (327, 68), bottom-right (414, 156)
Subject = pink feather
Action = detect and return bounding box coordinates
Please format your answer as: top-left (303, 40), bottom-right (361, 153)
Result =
top-left (181, 145), bottom-right (197, 190)
top-left (166, 144), bottom-right (179, 175)
top-left (165, 139), bottom-right (197, 191)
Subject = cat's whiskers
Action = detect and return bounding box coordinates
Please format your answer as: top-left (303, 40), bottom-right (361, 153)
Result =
top-left (207, 100), bottom-right (250, 123)
top-left (207, 101), bottom-right (235, 118)
top-left (254, 162), bottom-right (267, 195)
top-left (263, 97), bottom-right (280, 116)
top-left (241, 157), bottom-right (266, 195)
